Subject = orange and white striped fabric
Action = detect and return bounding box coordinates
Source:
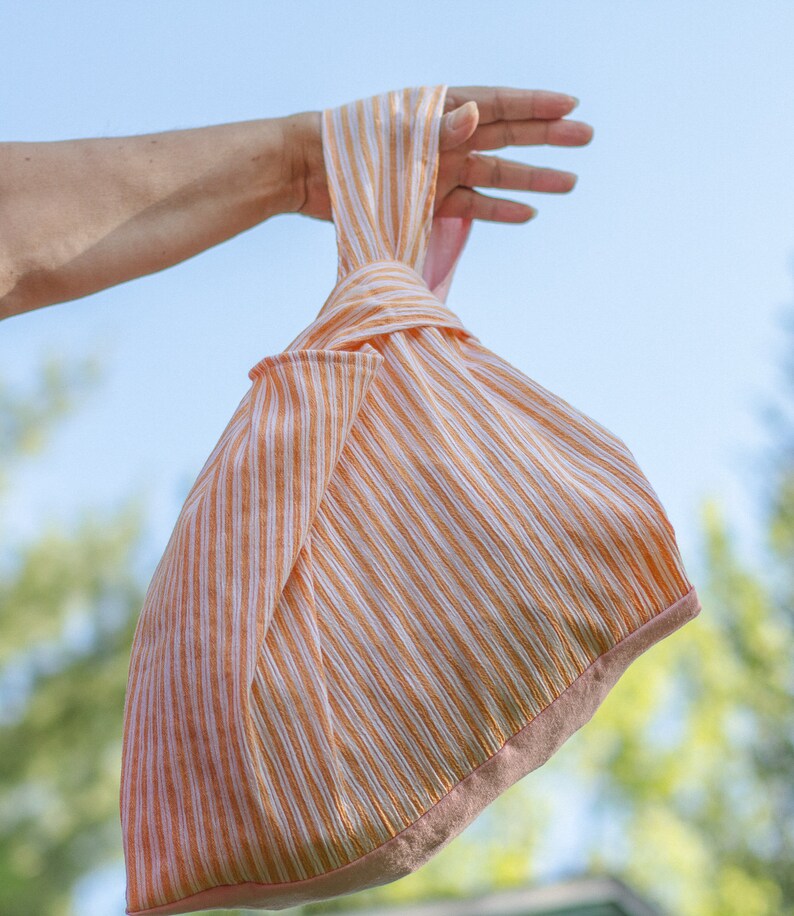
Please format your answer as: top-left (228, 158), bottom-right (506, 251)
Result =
top-left (120, 84), bottom-right (702, 915)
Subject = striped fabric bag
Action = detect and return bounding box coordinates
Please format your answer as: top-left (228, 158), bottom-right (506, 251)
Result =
top-left (120, 83), bottom-right (702, 914)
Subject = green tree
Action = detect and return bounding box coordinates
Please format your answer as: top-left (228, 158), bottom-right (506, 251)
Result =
top-left (0, 352), bottom-right (146, 916)
top-left (566, 303), bottom-right (794, 915)
top-left (572, 493), bottom-right (792, 915)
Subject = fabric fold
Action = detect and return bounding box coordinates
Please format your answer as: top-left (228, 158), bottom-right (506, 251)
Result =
top-left (244, 347), bottom-right (384, 677)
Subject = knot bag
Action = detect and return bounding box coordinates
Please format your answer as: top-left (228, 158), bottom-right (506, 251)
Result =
top-left (120, 84), bottom-right (702, 915)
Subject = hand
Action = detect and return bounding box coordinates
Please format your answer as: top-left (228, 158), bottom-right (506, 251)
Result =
top-left (287, 86), bottom-right (593, 224)
top-left (436, 86), bottom-right (592, 222)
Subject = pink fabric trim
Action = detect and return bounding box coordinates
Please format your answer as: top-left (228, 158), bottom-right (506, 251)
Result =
top-left (422, 215), bottom-right (473, 303)
top-left (128, 586), bottom-right (702, 916)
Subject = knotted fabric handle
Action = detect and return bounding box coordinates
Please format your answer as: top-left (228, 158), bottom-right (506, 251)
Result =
top-left (323, 85), bottom-right (468, 291)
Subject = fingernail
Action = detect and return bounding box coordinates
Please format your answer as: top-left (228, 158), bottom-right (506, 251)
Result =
top-left (568, 96), bottom-right (580, 108)
top-left (451, 101), bottom-right (474, 129)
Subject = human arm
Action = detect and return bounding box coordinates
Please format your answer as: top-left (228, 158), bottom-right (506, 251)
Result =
top-left (0, 114), bottom-right (306, 321)
top-left (0, 86), bottom-right (592, 322)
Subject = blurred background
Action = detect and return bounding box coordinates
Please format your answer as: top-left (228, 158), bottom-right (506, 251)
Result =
top-left (1, 1), bottom-right (793, 914)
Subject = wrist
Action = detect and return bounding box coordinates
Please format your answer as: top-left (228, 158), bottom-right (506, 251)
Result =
top-left (281, 110), bottom-right (323, 217)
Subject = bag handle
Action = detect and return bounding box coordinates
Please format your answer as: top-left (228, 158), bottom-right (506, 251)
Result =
top-left (323, 84), bottom-right (469, 293)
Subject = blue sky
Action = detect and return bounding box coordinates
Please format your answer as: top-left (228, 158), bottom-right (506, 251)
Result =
top-left (2, 1), bottom-right (793, 913)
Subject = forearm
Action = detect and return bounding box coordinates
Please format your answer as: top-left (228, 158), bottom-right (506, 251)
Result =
top-left (0, 113), bottom-right (311, 321)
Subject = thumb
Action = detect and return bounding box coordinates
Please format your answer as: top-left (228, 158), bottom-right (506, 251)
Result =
top-left (440, 100), bottom-right (479, 151)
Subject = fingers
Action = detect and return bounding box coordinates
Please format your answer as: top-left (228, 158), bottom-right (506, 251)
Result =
top-left (435, 186), bottom-right (536, 223)
top-left (440, 88), bottom-right (593, 153)
top-left (469, 117), bottom-right (593, 151)
top-left (444, 86), bottom-right (579, 123)
top-left (442, 108), bottom-right (594, 152)
top-left (461, 153), bottom-right (577, 194)
top-left (435, 86), bottom-right (592, 224)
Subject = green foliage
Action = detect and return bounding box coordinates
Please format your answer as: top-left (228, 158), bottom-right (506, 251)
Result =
top-left (573, 493), bottom-right (792, 915)
top-left (0, 352), bottom-right (147, 916)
